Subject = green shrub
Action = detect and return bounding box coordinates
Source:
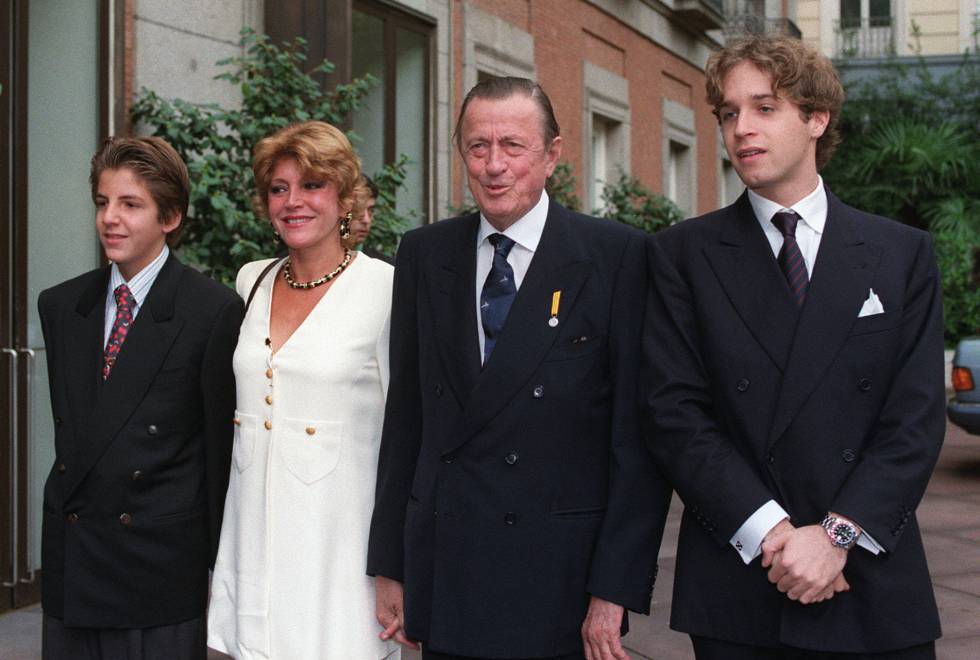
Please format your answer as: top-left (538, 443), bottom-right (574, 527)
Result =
top-left (597, 171), bottom-right (683, 234)
top-left (131, 28), bottom-right (412, 284)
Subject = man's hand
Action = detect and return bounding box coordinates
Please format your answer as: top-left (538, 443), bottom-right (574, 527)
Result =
top-left (761, 525), bottom-right (850, 604)
top-left (375, 576), bottom-right (419, 650)
top-left (581, 596), bottom-right (630, 660)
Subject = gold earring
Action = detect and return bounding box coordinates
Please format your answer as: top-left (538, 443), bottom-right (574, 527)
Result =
top-left (272, 230), bottom-right (281, 244)
top-left (340, 212), bottom-right (352, 240)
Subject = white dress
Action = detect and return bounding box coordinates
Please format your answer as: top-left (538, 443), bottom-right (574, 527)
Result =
top-left (207, 255), bottom-right (398, 660)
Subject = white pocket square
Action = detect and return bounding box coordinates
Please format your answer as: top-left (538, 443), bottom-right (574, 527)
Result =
top-left (858, 288), bottom-right (885, 317)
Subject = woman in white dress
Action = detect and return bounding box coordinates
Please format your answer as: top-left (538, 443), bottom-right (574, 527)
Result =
top-left (207, 121), bottom-right (398, 659)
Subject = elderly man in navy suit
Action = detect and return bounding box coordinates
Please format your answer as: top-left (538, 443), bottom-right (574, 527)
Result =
top-left (368, 76), bottom-right (671, 660)
top-left (643, 35), bottom-right (944, 659)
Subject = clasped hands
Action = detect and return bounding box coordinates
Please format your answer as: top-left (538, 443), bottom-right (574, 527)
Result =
top-left (760, 518), bottom-right (850, 605)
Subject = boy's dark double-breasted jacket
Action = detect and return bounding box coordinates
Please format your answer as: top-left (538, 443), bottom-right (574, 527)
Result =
top-left (37, 254), bottom-right (242, 629)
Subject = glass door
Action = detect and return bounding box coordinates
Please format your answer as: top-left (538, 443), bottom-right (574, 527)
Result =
top-left (1, 0), bottom-right (103, 613)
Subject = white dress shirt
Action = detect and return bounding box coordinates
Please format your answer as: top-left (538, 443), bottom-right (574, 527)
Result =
top-left (474, 191), bottom-right (549, 362)
top-left (103, 245), bottom-right (170, 347)
top-left (730, 178), bottom-right (883, 563)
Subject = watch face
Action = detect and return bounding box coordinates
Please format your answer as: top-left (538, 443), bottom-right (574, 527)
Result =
top-left (830, 522), bottom-right (858, 546)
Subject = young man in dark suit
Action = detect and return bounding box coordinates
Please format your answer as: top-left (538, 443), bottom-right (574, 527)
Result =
top-left (368, 76), bottom-right (671, 659)
top-left (643, 36), bottom-right (944, 659)
top-left (37, 137), bottom-right (242, 660)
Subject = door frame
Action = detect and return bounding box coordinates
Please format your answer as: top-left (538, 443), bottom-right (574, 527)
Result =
top-left (1, 0), bottom-right (119, 613)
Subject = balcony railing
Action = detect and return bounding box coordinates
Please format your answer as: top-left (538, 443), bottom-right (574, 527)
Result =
top-left (725, 13), bottom-right (802, 40)
top-left (673, 0), bottom-right (726, 32)
top-left (834, 17), bottom-right (896, 58)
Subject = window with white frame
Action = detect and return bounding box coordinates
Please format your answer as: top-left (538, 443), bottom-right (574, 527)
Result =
top-left (583, 62), bottom-right (630, 212)
top-left (662, 98), bottom-right (697, 216)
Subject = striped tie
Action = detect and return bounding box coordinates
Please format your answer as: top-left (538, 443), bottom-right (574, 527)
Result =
top-left (771, 210), bottom-right (808, 307)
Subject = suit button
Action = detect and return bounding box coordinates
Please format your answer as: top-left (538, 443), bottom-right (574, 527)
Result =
top-left (147, 424), bottom-right (158, 435)
top-left (131, 470), bottom-right (143, 480)
top-left (265, 395), bottom-right (273, 405)
top-left (119, 513), bottom-right (132, 526)
top-left (266, 368), bottom-right (273, 379)
top-left (264, 420), bottom-right (272, 430)
top-left (532, 385), bottom-right (544, 398)
top-left (55, 416), bottom-right (63, 426)
top-left (842, 449), bottom-right (856, 463)
top-left (858, 378), bottom-right (872, 392)
top-left (442, 455), bottom-right (454, 464)
top-left (505, 451), bottom-right (519, 465)
top-left (504, 512), bottom-right (517, 526)
top-left (767, 452), bottom-right (775, 465)
top-left (57, 463), bottom-right (67, 473)
top-left (66, 513), bottom-right (78, 523)
top-left (736, 378), bottom-right (750, 392)
top-left (435, 384), bottom-right (443, 397)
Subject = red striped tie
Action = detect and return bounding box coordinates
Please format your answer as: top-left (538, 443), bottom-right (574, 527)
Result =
top-left (772, 210), bottom-right (808, 307)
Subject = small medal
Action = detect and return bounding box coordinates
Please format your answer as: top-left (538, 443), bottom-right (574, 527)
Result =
top-left (549, 291), bottom-right (561, 327)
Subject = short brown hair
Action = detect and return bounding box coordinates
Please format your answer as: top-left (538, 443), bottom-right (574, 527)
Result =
top-left (252, 121), bottom-right (367, 221)
top-left (90, 136), bottom-right (190, 246)
top-left (453, 76), bottom-right (560, 152)
top-left (705, 36), bottom-right (845, 170)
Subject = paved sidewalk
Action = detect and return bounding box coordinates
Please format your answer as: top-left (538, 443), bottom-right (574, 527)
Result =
top-left (3, 422), bottom-right (978, 659)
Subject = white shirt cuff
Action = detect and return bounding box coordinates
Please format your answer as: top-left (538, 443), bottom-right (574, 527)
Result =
top-left (730, 500), bottom-right (789, 564)
top-left (856, 528), bottom-right (883, 554)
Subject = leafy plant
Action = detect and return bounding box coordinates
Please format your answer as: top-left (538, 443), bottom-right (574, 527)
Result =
top-left (366, 156), bottom-right (413, 256)
top-left (545, 161), bottom-right (580, 212)
top-left (131, 28), bottom-right (412, 284)
top-left (596, 171), bottom-right (683, 234)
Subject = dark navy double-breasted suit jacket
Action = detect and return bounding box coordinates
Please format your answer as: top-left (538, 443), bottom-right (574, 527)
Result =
top-left (368, 202), bottom-right (671, 657)
top-left (37, 255), bottom-right (242, 629)
top-left (643, 190), bottom-right (944, 653)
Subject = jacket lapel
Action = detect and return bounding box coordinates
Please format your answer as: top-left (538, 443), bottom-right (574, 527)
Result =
top-left (768, 192), bottom-right (880, 446)
top-left (429, 214), bottom-right (482, 404)
top-left (702, 193), bottom-right (799, 372)
top-left (451, 205), bottom-right (591, 450)
top-left (63, 268), bottom-right (112, 457)
top-left (63, 255), bottom-right (186, 499)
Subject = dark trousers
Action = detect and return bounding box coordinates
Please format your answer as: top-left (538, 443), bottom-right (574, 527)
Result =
top-left (691, 636), bottom-right (936, 660)
top-left (423, 648), bottom-right (586, 660)
top-left (42, 614), bottom-right (206, 660)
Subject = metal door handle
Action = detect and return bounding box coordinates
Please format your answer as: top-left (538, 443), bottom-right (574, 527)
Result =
top-left (2, 347), bottom-right (18, 588)
top-left (17, 348), bottom-right (36, 583)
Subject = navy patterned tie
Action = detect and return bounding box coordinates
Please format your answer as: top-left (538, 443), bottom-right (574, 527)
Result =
top-left (481, 233), bottom-right (517, 362)
top-left (771, 210), bottom-right (808, 307)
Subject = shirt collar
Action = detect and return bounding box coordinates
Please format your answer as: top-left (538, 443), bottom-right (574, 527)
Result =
top-left (108, 244), bottom-right (170, 307)
top-left (477, 191), bottom-right (550, 253)
top-left (747, 177), bottom-right (827, 235)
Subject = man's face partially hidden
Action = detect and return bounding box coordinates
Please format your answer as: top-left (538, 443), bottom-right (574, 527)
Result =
top-left (718, 61), bottom-right (828, 207)
top-left (459, 94), bottom-right (561, 231)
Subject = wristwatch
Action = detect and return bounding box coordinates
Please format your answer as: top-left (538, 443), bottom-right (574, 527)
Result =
top-left (821, 514), bottom-right (860, 550)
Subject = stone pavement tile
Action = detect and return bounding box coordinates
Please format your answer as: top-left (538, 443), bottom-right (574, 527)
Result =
top-left (936, 634), bottom-right (980, 660)
top-left (952, 526), bottom-right (980, 543)
top-left (0, 603), bottom-right (42, 660)
top-left (933, 584), bottom-right (980, 639)
top-left (933, 572), bottom-right (980, 598)
top-left (916, 496), bottom-right (980, 533)
top-left (922, 534), bottom-right (980, 577)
